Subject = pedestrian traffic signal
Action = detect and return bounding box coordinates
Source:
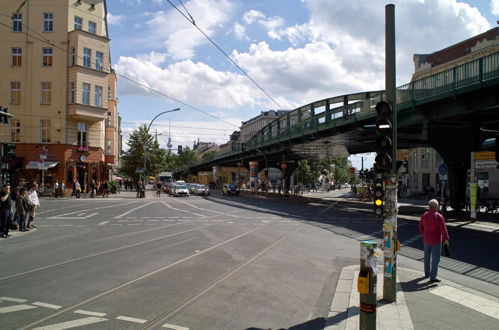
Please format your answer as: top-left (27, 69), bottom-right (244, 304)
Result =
top-left (373, 178), bottom-right (384, 217)
top-left (3, 143), bottom-right (16, 159)
top-left (374, 101), bottom-right (393, 172)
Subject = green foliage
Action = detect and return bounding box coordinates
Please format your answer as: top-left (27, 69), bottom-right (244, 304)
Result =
top-left (121, 125), bottom-right (168, 180)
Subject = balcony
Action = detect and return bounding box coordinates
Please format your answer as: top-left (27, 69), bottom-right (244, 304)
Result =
top-left (68, 103), bottom-right (107, 122)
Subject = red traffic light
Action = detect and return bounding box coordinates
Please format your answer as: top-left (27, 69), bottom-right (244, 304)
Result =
top-left (375, 153), bottom-right (392, 171)
top-left (375, 101), bottom-right (392, 118)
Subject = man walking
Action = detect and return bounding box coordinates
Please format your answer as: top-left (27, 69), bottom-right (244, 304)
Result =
top-left (419, 199), bottom-right (450, 283)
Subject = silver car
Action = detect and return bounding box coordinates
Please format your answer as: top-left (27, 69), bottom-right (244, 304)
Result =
top-left (173, 185), bottom-right (189, 197)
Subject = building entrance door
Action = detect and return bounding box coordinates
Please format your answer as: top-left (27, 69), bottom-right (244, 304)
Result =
top-left (76, 164), bottom-right (87, 193)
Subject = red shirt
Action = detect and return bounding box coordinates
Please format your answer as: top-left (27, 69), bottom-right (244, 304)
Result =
top-left (418, 210), bottom-right (450, 245)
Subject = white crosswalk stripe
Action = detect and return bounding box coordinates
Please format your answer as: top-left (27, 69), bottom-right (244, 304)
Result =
top-left (32, 316), bottom-right (108, 330)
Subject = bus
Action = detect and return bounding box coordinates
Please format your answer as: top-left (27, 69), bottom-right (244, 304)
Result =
top-left (156, 172), bottom-right (173, 184)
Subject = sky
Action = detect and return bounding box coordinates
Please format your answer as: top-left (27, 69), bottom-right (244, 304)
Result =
top-left (107, 0), bottom-right (499, 169)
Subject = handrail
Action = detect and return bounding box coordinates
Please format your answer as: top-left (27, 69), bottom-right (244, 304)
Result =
top-left (193, 51), bottom-right (499, 167)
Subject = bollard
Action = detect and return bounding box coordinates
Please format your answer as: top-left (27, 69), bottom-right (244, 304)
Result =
top-left (358, 241), bottom-right (378, 330)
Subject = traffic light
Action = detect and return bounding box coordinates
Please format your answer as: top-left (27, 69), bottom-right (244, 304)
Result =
top-left (0, 106), bottom-right (12, 124)
top-left (373, 178), bottom-right (384, 217)
top-left (241, 143), bottom-right (246, 151)
top-left (4, 143), bottom-right (16, 158)
top-left (374, 101), bottom-right (393, 172)
top-left (178, 145), bottom-right (182, 154)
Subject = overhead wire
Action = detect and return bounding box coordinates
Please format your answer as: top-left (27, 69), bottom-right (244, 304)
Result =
top-left (0, 16), bottom-right (239, 129)
top-left (165, 0), bottom-right (283, 110)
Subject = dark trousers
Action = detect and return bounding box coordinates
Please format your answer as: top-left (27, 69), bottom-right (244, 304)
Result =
top-left (18, 214), bottom-right (26, 231)
top-left (0, 209), bottom-right (13, 235)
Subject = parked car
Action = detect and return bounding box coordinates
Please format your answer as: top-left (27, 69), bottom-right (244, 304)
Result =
top-left (222, 184), bottom-right (240, 196)
top-left (188, 183), bottom-right (198, 194)
top-left (173, 185), bottom-right (189, 197)
top-left (194, 184), bottom-right (210, 196)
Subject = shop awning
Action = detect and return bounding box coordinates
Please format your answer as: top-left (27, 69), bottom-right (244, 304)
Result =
top-left (25, 161), bottom-right (59, 169)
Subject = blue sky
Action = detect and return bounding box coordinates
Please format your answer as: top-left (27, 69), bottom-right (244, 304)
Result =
top-left (107, 0), bottom-right (498, 168)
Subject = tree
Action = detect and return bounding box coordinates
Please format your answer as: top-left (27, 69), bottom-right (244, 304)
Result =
top-left (175, 146), bottom-right (199, 177)
top-left (121, 125), bottom-right (167, 180)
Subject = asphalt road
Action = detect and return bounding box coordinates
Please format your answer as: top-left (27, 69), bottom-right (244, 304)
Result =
top-left (0, 191), bottom-right (497, 329)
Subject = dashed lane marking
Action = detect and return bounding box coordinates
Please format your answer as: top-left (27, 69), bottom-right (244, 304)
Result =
top-left (116, 315), bottom-right (147, 324)
top-left (0, 297), bottom-right (27, 303)
top-left (0, 304), bottom-right (38, 313)
top-left (32, 316), bottom-right (108, 330)
top-left (162, 323), bottom-right (190, 330)
top-left (74, 309), bottom-right (107, 317)
top-left (49, 212), bottom-right (98, 220)
top-left (430, 285), bottom-right (499, 320)
top-left (97, 221), bottom-right (109, 226)
top-left (114, 201), bottom-right (155, 219)
top-left (33, 301), bottom-right (62, 309)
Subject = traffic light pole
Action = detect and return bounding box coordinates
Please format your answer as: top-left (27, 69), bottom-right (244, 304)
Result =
top-left (383, 4), bottom-right (398, 302)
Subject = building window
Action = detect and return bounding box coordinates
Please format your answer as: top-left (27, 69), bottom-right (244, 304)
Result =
top-left (95, 51), bottom-right (103, 71)
top-left (12, 13), bottom-right (22, 32)
top-left (42, 47), bottom-right (53, 66)
top-left (43, 13), bottom-right (53, 32)
top-left (421, 149), bottom-right (430, 169)
top-left (95, 85), bottom-right (102, 107)
top-left (69, 82), bottom-right (75, 104)
top-left (107, 86), bottom-right (112, 100)
top-left (10, 81), bottom-right (21, 104)
top-left (70, 47), bottom-right (76, 66)
top-left (74, 16), bottom-right (82, 30)
top-left (10, 119), bottom-right (20, 143)
top-left (41, 82), bottom-right (52, 104)
top-left (41, 119), bottom-right (51, 143)
top-left (88, 21), bottom-right (96, 34)
top-left (77, 122), bottom-right (88, 148)
top-left (82, 83), bottom-right (90, 105)
top-left (83, 48), bottom-right (91, 67)
top-left (11, 47), bottom-right (22, 66)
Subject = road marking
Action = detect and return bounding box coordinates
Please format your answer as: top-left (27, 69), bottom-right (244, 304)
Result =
top-left (162, 323), bottom-right (189, 330)
top-left (33, 301), bottom-right (62, 309)
top-left (0, 304), bottom-right (37, 313)
top-left (114, 201), bottom-right (156, 218)
top-left (161, 201), bottom-right (206, 218)
top-left (116, 315), bottom-right (147, 324)
top-left (97, 221), bottom-right (109, 226)
top-left (74, 309), bottom-right (107, 317)
top-left (32, 316), bottom-right (108, 329)
top-left (430, 285), bottom-right (499, 319)
top-left (0, 296), bottom-right (27, 303)
top-left (49, 213), bottom-right (98, 220)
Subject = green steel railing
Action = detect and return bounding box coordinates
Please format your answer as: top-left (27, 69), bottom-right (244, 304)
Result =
top-left (194, 51), bottom-right (499, 167)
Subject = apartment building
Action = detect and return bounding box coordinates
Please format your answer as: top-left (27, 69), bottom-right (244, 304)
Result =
top-left (0, 0), bottom-right (119, 191)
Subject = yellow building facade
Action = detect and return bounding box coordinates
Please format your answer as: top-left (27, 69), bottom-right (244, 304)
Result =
top-left (0, 0), bottom-right (119, 192)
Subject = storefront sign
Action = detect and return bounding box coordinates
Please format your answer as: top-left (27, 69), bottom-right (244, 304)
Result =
top-left (475, 151), bottom-right (496, 160)
top-left (475, 160), bottom-right (497, 169)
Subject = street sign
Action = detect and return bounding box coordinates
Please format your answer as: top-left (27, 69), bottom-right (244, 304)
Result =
top-left (438, 164), bottom-right (448, 176)
top-left (349, 167), bottom-right (356, 174)
top-left (135, 168), bottom-right (145, 174)
top-left (475, 160), bottom-right (498, 169)
top-left (475, 151), bottom-right (495, 160)
top-left (280, 162), bottom-right (287, 169)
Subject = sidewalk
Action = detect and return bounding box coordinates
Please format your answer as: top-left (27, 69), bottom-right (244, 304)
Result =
top-left (325, 263), bottom-right (499, 329)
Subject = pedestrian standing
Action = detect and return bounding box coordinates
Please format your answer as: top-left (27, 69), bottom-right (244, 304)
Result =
top-left (61, 181), bottom-right (66, 197)
top-left (16, 188), bottom-right (29, 232)
top-left (54, 180), bottom-right (60, 197)
top-left (27, 183), bottom-right (40, 229)
top-left (72, 179), bottom-right (77, 197)
top-left (75, 181), bottom-right (81, 198)
top-left (0, 185), bottom-right (13, 238)
top-left (418, 199), bottom-right (450, 283)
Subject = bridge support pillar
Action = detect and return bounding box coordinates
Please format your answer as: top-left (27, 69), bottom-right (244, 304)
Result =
top-left (428, 123), bottom-right (476, 210)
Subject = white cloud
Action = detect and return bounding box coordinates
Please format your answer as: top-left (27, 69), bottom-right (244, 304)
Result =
top-left (233, 22), bottom-right (248, 40)
top-left (117, 0), bottom-right (492, 118)
top-left (243, 10), bottom-right (265, 24)
top-left (491, 0), bottom-right (499, 16)
top-left (140, 0), bottom-right (235, 60)
top-left (107, 13), bottom-right (126, 26)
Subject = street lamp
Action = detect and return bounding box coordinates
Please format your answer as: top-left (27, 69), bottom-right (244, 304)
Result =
top-left (144, 108), bottom-right (180, 180)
